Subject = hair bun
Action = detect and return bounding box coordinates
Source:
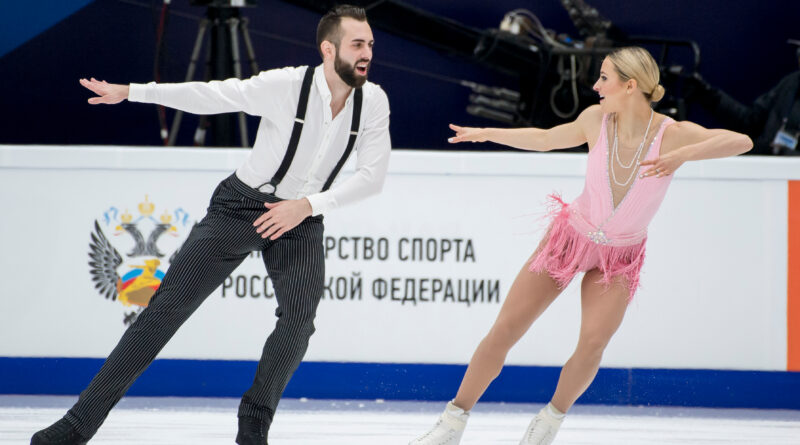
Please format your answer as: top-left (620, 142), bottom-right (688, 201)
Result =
top-left (651, 85), bottom-right (666, 102)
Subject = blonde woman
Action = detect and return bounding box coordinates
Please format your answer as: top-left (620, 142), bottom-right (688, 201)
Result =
top-left (409, 47), bottom-right (752, 445)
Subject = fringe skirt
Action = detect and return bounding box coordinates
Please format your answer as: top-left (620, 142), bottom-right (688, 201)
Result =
top-left (528, 195), bottom-right (646, 301)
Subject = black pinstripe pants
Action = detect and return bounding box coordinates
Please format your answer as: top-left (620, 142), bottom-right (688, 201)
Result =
top-left (65, 173), bottom-right (325, 438)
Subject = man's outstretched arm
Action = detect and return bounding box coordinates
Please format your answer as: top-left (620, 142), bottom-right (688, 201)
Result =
top-left (79, 68), bottom-right (294, 117)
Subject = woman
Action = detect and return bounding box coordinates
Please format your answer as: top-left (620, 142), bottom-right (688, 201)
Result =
top-left (409, 47), bottom-right (752, 445)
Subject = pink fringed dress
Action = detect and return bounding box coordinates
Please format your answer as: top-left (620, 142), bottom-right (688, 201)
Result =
top-left (529, 114), bottom-right (675, 300)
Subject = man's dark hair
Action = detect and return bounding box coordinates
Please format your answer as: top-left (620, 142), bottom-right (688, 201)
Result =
top-left (316, 4), bottom-right (368, 57)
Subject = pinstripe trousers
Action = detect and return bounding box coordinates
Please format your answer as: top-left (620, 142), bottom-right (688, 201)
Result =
top-left (64, 173), bottom-right (325, 438)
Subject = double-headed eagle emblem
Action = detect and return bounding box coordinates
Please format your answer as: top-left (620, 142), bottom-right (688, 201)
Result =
top-left (88, 196), bottom-right (192, 324)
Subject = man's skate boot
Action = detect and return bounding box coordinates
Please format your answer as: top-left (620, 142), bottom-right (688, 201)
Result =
top-left (409, 400), bottom-right (469, 445)
top-left (235, 416), bottom-right (269, 445)
top-left (30, 418), bottom-right (89, 445)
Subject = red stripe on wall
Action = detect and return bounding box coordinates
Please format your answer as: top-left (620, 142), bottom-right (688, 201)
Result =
top-left (789, 180), bottom-right (800, 371)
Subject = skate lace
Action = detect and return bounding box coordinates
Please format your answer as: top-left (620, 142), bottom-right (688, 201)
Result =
top-left (523, 416), bottom-right (555, 444)
top-left (415, 418), bottom-right (457, 445)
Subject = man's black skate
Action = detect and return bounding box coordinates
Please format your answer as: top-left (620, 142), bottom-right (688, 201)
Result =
top-left (30, 418), bottom-right (89, 445)
top-left (235, 416), bottom-right (269, 445)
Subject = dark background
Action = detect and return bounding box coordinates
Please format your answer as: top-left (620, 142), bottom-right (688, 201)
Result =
top-left (1, 0), bottom-right (798, 149)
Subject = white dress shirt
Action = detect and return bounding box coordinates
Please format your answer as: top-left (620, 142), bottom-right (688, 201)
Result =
top-left (128, 64), bottom-right (391, 216)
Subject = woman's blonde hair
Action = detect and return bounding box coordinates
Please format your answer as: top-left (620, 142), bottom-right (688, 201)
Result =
top-left (607, 47), bottom-right (665, 103)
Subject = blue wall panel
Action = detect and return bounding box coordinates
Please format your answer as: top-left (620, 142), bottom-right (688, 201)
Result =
top-left (2, 357), bottom-right (798, 410)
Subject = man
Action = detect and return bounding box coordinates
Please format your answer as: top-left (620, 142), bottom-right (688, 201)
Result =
top-left (31, 5), bottom-right (390, 444)
top-left (683, 39), bottom-right (800, 155)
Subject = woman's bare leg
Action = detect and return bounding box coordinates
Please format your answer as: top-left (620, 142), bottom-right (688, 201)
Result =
top-left (453, 258), bottom-right (563, 410)
top-left (549, 269), bottom-right (630, 413)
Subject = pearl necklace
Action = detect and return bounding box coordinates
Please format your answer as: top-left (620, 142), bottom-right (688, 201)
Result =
top-left (610, 109), bottom-right (654, 187)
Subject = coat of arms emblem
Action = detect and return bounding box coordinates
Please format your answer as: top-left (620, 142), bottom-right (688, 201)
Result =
top-left (88, 195), bottom-right (194, 325)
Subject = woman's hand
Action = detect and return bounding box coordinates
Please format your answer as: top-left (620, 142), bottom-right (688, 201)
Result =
top-left (639, 150), bottom-right (687, 178)
top-left (448, 124), bottom-right (488, 143)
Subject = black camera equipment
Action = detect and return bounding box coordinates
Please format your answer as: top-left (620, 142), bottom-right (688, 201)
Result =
top-left (167, 0), bottom-right (260, 147)
top-left (191, 0), bottom-right (257, 6)
top-left (278, 0), bottom-right (701, 129)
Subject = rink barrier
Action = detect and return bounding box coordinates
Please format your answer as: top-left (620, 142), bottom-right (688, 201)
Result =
top-left (3, 146), bottom-right (800, 407)
top-left (2, 357), bottom-right (799, 410)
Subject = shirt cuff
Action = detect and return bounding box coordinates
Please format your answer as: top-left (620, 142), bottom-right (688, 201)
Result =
top-left (305, 192), bottom-right (329, 216)
top-left (127, 83), bottom-right (151, 103)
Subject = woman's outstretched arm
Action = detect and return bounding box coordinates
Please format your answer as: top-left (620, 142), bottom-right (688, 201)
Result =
top-left (448, 105), bottom-right (602, 152)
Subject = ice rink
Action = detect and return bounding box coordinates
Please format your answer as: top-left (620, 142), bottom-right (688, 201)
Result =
top-left (4, 395), bottom-right (800, 444)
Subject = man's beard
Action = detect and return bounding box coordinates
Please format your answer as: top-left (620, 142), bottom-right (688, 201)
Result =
top-left (334, 49), bottom-right (368, 88)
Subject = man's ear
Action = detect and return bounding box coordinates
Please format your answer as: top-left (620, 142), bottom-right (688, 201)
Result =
top-left (320, 41), bottom-right (336, 61)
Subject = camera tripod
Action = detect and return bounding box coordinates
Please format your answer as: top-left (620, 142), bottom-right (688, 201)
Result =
top-left (168, 6), bottom-right (259, 147)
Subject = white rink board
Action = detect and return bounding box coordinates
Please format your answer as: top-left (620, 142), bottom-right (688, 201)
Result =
top-left (0, 145), bottom-right (796, 371)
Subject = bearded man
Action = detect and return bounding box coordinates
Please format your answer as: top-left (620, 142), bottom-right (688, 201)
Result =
top-left (32, 5), bottom-right (390, 445)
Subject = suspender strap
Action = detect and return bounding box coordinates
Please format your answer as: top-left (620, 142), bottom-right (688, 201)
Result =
top-left (322, 87), bottom-right (363, 192)
top-left (257, 66), bottom-right (315, 192)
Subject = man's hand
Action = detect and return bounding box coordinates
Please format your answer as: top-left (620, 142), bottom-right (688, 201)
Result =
top-left (253, 198), bottom-right (313, 240)
top-left (79, 78), bottom-right (129, 105)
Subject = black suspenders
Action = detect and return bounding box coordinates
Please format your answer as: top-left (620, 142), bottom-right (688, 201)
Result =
top-left (323, 87), bottom-right (362, 191)
top-left (257, 66), bottom-right (363, 194)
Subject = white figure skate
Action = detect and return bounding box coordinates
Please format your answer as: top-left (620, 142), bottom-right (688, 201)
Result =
top-left (409, 401), bottom-right (469, 445)
top-left (519, 404), bottom-right (564, 445)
